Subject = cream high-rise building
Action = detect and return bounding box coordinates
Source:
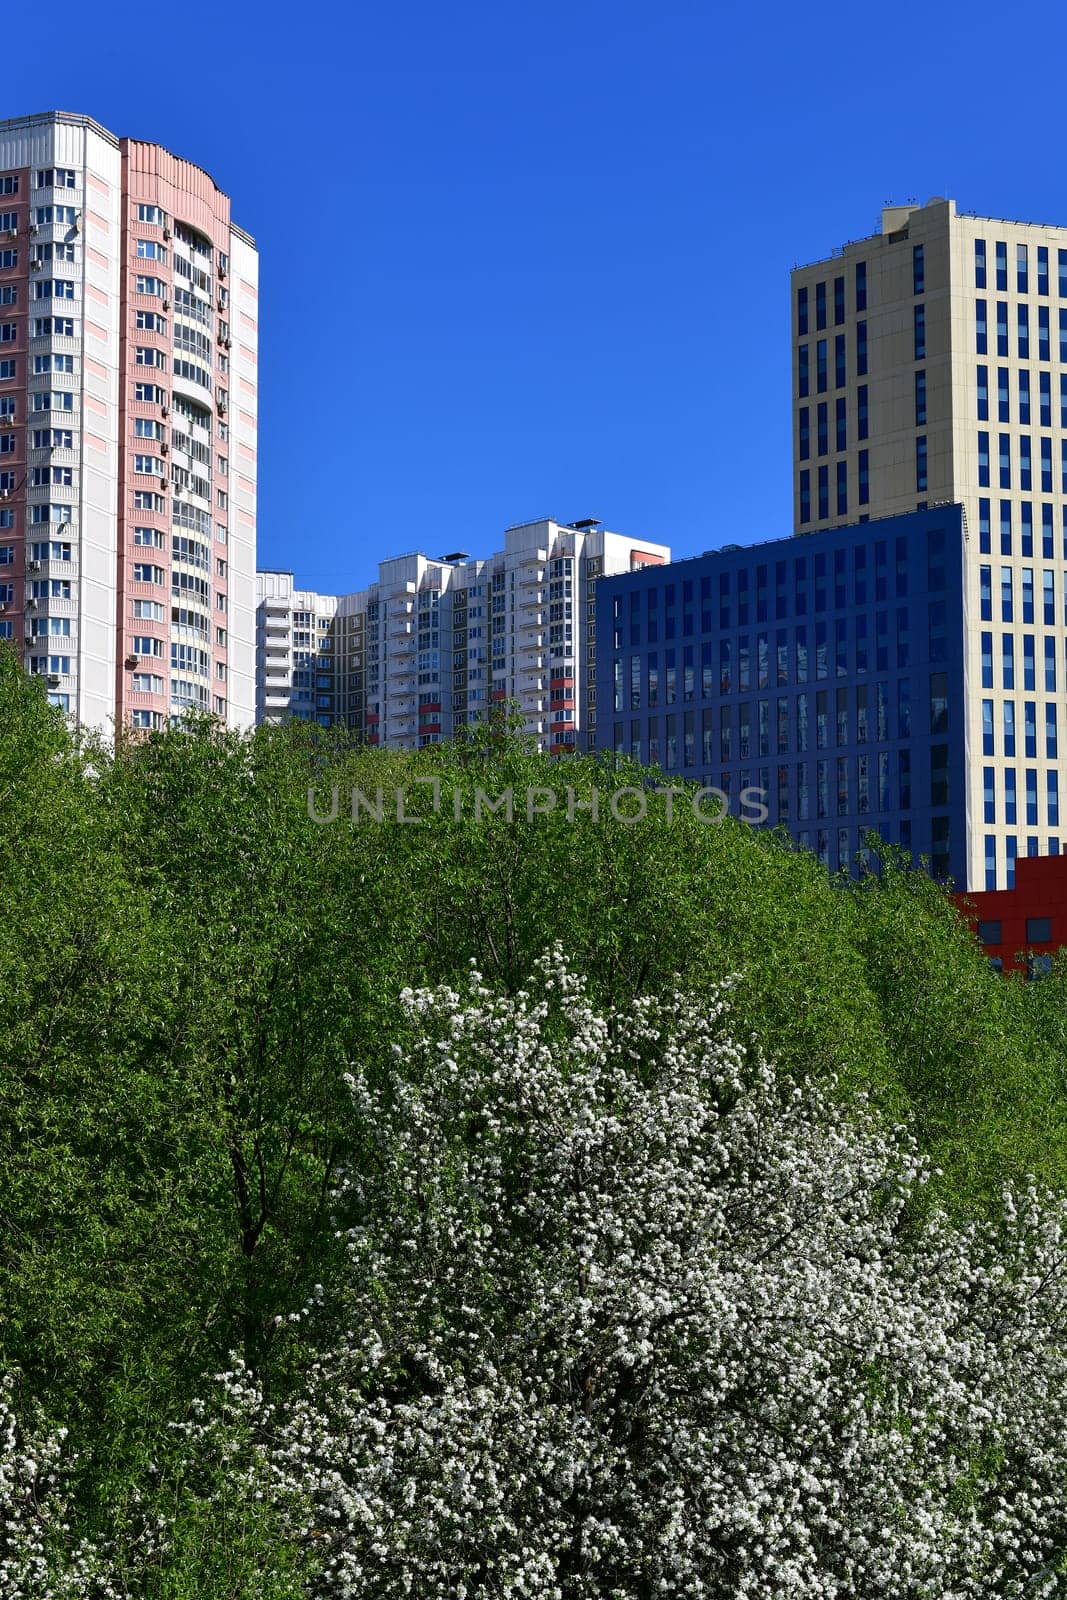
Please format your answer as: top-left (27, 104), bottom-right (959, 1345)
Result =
top-left (792, 196), bottom-right (1067, 888)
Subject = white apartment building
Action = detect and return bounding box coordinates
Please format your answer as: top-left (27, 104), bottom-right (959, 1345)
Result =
top-left (792, 197), bottom-right (1067, 887)
top-left (256, 517), bottom-right (669, 752)
top-left (256, 569), bottom-right (338, 724)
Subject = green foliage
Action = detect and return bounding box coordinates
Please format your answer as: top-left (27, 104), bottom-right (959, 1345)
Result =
top-left (1, 659), bottom-right (1066, 1593)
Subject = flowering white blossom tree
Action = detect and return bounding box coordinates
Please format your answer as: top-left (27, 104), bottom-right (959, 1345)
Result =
top-left (262, 950), bottom-right (1067, 1598)
top-left (4, 950), bottom-right (1067, 1597)
top-left (0, 1377), bottom-right (118, 1599)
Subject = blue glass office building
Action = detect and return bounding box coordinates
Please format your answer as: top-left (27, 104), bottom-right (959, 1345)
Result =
top-left (596, 506), bottom-right (969, 882)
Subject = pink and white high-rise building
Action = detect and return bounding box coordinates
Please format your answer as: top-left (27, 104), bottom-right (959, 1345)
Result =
top-left (0, 111), bottom-right (257, 731)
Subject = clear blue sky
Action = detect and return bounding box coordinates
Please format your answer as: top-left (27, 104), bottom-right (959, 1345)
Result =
top-left (15, 0), bottom-right (1067, 590)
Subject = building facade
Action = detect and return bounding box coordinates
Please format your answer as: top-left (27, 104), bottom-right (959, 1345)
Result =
top-left (256, 518), bottom-right (668, 752)
top-left (0, 111), bottom-right (257, 732)
top-left (598, 506), bottom-right (972, 885)
top-left (792, 196), bottom-right (1067, 886)
top-left (956, 852), bottom-right (1067, 975)
top-left (256, 569), bottom-right (338, 725)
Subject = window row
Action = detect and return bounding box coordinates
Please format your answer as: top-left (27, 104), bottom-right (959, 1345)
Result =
top-left (799, 452), bottom-right (870, 520)
top-left (975, 430), bottom-right (1067, 492)
top-left (979, 632), bottom-right (1067, 698)
top-left (976, 364), bottom-right (1067, 426)
top-left (795, 262), bottom-right (867, 334)
top-left (797, 327), bottom-right (868, 396)
top-left (973, 299), bottom-right (1067, 360)
top-left (982, 766), bottom-right (1060, 829)
top-left (978, 565), bottom-right (1067, 629)
top-left (614, 672), bottom-right (933, 749)
top-left (974, 240), bottom-right (1067, 297)
top-left (797, 388), bottom-right (870, 459)
top-left (976, 497), bottom-right (1067, 558)
top-left (981, 695), bottom-right (1060, 757)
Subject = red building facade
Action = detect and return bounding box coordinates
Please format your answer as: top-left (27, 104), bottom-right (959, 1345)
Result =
top-left (955, 853), bottom-right (1067, 974)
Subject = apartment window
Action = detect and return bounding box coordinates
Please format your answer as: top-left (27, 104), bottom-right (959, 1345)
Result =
top-left (32, 392), bottom-right (73, 411)
top-left (983, 766), bottom-right (996, 824)
top-left (0, 279), bottom-right (16, 300)
top-left (1048, 702), bottom-right (1059, 758)
top-left (915, 435), bottom-right (927, 492)
top-left (833, 275), bottom-right (845, 325)
top-left (1017, 242), bottom-right (1029, 293)
top-left (982, 697), bottom-right (994, 754)
top-left (1037, 245), bottom-right (1049, 295)
top-left (1004, 699), bottom-right (1016, 755)
top-left (855, 260), bottom-right (867, 310)
top-left (1018, 303), bottom-right (1030, 359)
top-left (797, 344), bottom-right (809, 397)
top-left (836, 459), bottom-right (847, 516)
top-left (979, 565), bottom-right (992, 620)
top-left (815, 280), bottom-right (826, 330)
top-left (136, 239), bottom-right (166, 262)
top-left (0, 176), bottom-right (16, 196)
top-left (984, 837), bottom-right (997, 891)
top-left (798, 406), bottom-right (809, 460)
top-left (817, 464), bottom-right (829, 520)
top-left (976, 299), bottom-right (987, 353)
top-left (134, 382), bottom-right (165, 403)
top-left (978, 497), bottom-right (991, 553)
top-left (995, 240), bottom-right (1007, 290)
top-left (32, 279), bottom-right (75, 300)
top-left (977, 431), bottom-right (990, 486)
top-left (913, 304), bottom-right (925, 359)
top-left (797, 285), bottom-right (808, 335)
top-left (911, 369), bottom-right (926, 427)
top-left (999, 433), bottom-right (1011, 489)
top-left (816, 338), bottom-right (827, 393)
top-left (913, 244), bottom-right (925, 294)
top-left (834, 333), bottom-right (845, 388)
top-left (817, 402), bottom-right (828, 456)
top-left (1039, 305), bottom-right (1050, 362)
top-left (971, 239), bottom-right (987, 288)
top-left (1020, 435), bottom-right (1032, 491)
top-left (858, 448), bottom-right (869, 505)
top-left (1019, 370), bottom-right (1031, 426)
top-left (857, 384), bottom-right (868, 439)
top-left (33, 316), bottom-right (73, 337)
top-left (995, 300), bottom-right (1008, 356)
top-left (835, 396), bottom-right (846, 452)
top-left (137, 204), bottom-right (166, 225)
top-left (1049, 772), bottom-right (1060, 827)
top-left (799, 469), bottom-right (811, 523)
top-left (135, 346), bottom-right (167, 369)
top-left (33, 354), bottom-right (74, 374)
top-left (976, 365), bottom-right (988, 420)
top-left (35, 168), bottom-right (76, 188)
top-left (1001, 566), bottom-right (1014, 621)
top-left (1005, 769), bottom-right (1017, 824)
top-left (856, 320), bottom-right (867, 374)
top-left (1060, 249), bottom-right (1067, 297)
top-left (1040, 370), bottom-right (1051, 427)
